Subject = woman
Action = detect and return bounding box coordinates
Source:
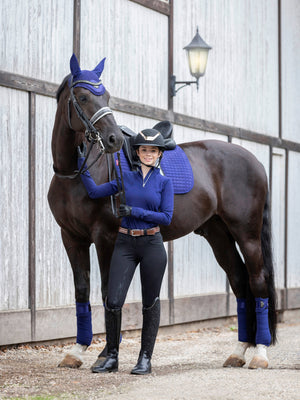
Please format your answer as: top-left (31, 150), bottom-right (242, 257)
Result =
top-left (77, 128), bottom-right (174, 375)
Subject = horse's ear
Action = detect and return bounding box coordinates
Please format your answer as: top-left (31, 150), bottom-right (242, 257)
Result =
top-left (93, 58), bottom-right (106, 78)
top-left (70, 54), bottom-right (81, 76)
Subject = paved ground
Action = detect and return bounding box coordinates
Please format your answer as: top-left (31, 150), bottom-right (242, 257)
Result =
top-left (0, 317), bottom-right (299, 400)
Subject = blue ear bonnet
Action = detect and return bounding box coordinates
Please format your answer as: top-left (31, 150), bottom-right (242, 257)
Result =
top-left (69, 54), bottom-right (106, 96)
top-left (71, 70), bottom-right (106, 96)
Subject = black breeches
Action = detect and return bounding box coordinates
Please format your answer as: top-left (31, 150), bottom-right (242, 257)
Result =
top-left (106, 232), bottom-right (167, 309)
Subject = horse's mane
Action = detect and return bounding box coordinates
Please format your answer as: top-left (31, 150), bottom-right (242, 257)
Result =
top-left (56, 74), bottom-right (71, 103)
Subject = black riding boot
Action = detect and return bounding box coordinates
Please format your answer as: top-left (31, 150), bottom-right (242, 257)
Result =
top-left (92, 305), bottom-right (121, 373)
top-left (131, 297), bottom-right (160, 375)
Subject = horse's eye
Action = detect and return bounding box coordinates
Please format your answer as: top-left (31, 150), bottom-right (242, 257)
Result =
top-left (79, 95), bottom-right (88, 103)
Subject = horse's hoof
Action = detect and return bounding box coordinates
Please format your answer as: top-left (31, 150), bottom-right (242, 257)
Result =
top-left (248, 355), bottom-right (268, 369)
top-left (58, 354), bottom-right (83, 368)
top-left (223, 354), bottom-right (246, 368)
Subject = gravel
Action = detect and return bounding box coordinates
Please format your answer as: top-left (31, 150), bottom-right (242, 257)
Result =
top-left (0, 319), bottom-right (299, 400)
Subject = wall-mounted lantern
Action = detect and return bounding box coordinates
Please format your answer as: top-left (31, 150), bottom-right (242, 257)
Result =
top-left (170, 27), bottom-right (212, 97)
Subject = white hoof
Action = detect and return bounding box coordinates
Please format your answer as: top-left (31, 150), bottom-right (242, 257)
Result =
top-left (58, 343), bottom-right (88, 369)
top-left (248, 344), bottom-right (269, 369)
top-left (223, 354), bottom-right (246, 368)
top-left (223, 342), bottom-right (250, 368)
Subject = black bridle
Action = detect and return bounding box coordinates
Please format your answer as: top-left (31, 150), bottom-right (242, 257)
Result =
top-left (54, 78), bottom-right (113, 179)
top-left (54, 77), bottom-right (127, 216)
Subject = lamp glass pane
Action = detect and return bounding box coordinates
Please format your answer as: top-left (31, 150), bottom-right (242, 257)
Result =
top-left (187, 49), bottom-right (209, 78)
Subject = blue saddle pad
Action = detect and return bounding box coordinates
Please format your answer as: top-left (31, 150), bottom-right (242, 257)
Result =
top-left (114, 146), bottom-right (194, 194)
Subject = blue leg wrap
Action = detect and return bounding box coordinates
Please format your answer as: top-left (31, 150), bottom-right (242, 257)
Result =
top-left (76, 302), bottom-right (93, 346)
top-left (255, 297), bottom-right (271, 346)
top-left (237, 298), bottom-right (249, 342)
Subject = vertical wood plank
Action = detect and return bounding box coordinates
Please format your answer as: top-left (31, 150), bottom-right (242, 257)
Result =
top-left (271, 148), bottom-right (285, 289)
top-left (73, 0), bottom-right (81, 61)
top-left (168, 240), bottom-right (174, 324)
top-left (29, 92), bottom-right (36, 340)
top-left (168, 0), bottom-right (174, 110)
top-left (278, 0), bottom-right (282, 140)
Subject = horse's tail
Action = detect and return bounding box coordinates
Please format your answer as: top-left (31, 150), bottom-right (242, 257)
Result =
top-left (246, 192), bottom-right (277, 345)
top-left (260, 192), bottom-right (277, 344)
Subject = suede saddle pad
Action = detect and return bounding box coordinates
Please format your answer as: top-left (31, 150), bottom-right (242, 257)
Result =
top-left (114, 146), bottom-right (194, 194)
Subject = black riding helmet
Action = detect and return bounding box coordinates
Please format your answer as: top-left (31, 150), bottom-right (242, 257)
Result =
top-left (133, 129), bottom-right (165, 150)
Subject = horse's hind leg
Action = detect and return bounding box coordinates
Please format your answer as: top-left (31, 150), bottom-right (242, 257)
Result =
top-left (235, 234), bottom-right (271, 369)
top-left (224, 204), bottom-right (276, 369)
top-left (58, 229), bottom-right (92, 368)
top-left (196, 216), bottom-right (251, 367)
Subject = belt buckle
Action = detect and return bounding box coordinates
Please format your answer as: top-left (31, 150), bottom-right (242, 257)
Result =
top-left (131, 229), bottom-right (141, 236)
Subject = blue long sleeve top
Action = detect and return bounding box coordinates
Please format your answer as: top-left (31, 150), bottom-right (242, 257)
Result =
top-left (78, 157), bottom-right (174, 230)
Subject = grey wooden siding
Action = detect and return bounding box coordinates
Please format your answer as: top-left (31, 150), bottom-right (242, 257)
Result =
top-left (1, 0), bottom-right (300, 345)
top-left (271, 148), bottom-right (286, 289)
top-left (35, 94), bottom-right (75, 308)
top-left (0, 87), bottom-right (29, 311)
top-left (281, 0), bottom-right (300, 142)
top-left (287, 151), bottom-right (300, 288)
top-left (0, 0), bottom-right (73, 83)
top-left (173, 0), bottom-right (279, 136)
top-left (81, 0), bottom-right (169, 109)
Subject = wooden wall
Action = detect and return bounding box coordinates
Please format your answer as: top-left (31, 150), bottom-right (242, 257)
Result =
top-left (1, 0), bottom-right (300, 346)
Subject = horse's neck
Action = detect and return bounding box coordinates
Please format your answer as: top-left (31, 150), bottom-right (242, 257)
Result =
top-left (95, 153), bottom-right (110, 184)
top-left (51, 104), bottom-right (78, 174)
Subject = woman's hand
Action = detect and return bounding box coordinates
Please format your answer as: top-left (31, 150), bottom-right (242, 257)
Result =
top-left (77, 143), bottom-right (87, 158)
top-left (118, 204), bottom-right (132, 217)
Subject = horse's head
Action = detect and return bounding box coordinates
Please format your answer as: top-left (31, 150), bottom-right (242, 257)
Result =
top-left (67, 54), bottom-right (123, 153)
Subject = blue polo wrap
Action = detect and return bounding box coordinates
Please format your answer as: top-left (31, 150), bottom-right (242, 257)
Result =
top-left (255, 297), bottom-right (271, 346)
top-left (237, 298), bottom-right (249, 342)
top-left (76, 301), bottom-right (93, 346)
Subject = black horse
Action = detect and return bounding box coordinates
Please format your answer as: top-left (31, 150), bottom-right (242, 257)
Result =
top-left (48, 57), bottom-right (276, 370)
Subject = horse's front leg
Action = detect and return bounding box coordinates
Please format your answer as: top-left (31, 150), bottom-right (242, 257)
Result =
top-left (58, 229), bottom-right (92, 368)
top-left (90, 233), bottom-right (116, 368)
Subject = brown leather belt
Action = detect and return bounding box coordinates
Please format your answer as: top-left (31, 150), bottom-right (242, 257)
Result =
top-left (119, 226), bottom-right (160, 237)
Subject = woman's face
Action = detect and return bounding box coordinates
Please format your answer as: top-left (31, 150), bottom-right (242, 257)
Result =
top-left (136, 145), bottom-right (162, 166)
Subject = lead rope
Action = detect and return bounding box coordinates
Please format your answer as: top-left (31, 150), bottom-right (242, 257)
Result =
top-left (117, 152), bottom-right (126, 204)
top-left (107, 154), bottom-right (118, 217)
top-left (108, 151), bottom-right (127, 217)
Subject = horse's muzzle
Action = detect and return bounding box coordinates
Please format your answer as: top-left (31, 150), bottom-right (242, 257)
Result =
top-left (105, 132), bottom-right (124, 153)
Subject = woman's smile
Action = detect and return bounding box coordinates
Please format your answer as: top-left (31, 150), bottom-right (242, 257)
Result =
top-left (137, 145), bottom-right (161, 166)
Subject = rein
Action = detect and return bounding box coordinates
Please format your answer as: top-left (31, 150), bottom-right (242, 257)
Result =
top-left (53, 140), bottom-right (103, 180)
top-left (107, 152), bottom-right (126, 218)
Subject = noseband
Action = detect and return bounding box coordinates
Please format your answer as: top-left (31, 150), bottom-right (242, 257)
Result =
top-left (68, 77), bottom-right (113, 153)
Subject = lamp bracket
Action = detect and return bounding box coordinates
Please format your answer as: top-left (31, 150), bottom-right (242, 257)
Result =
top-left (170, 75), bottom-right (199, 97)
